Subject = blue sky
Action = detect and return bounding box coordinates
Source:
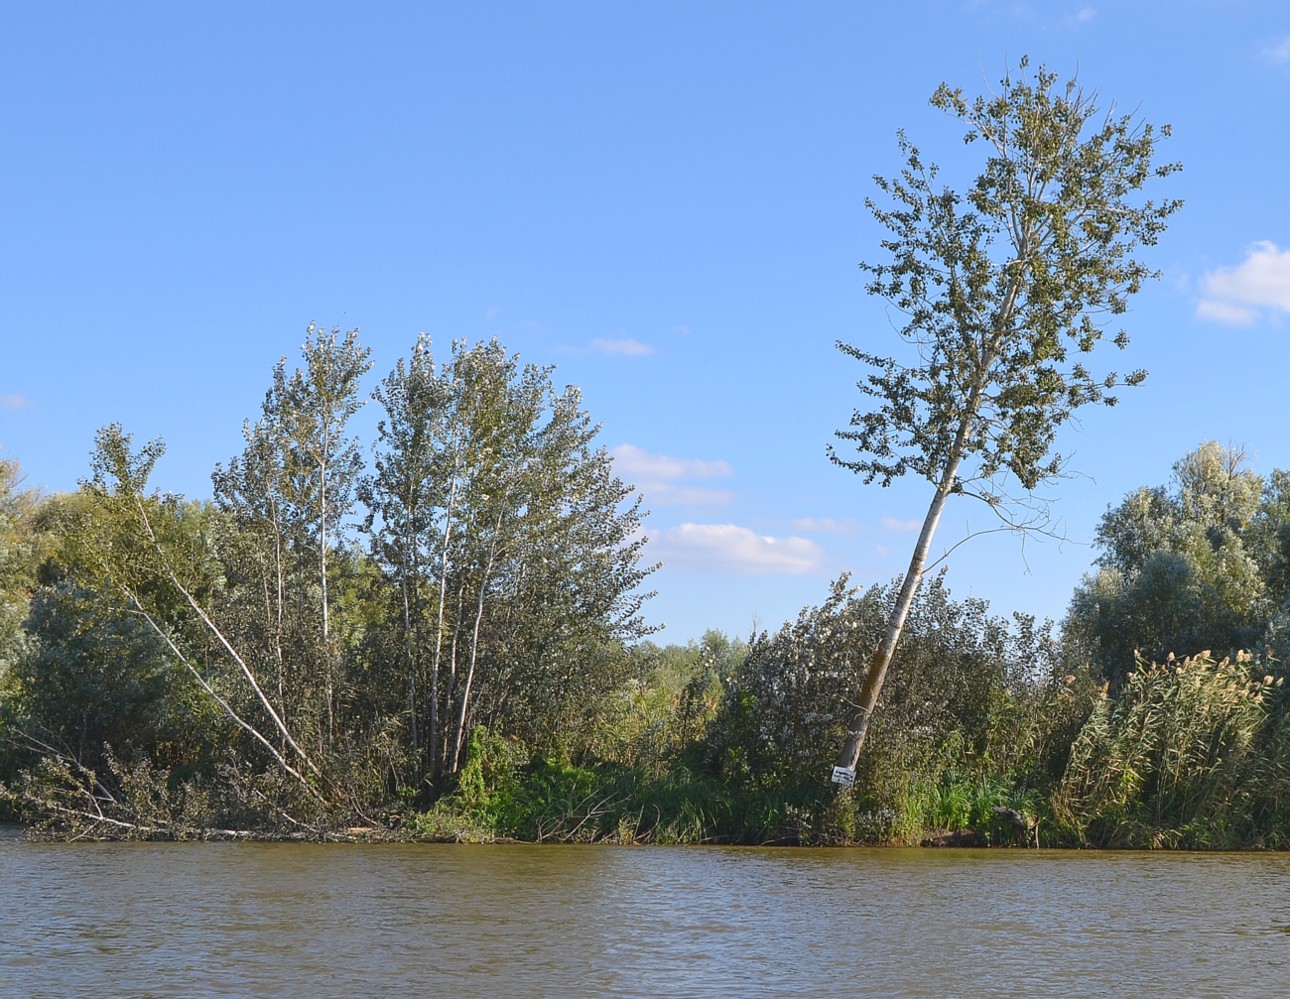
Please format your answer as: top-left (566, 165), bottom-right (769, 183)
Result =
top-left (4, 2), bottom-right (1289, 644)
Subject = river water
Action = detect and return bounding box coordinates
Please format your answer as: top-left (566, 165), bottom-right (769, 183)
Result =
top-left (3, 830), bottom-right (1289, 997)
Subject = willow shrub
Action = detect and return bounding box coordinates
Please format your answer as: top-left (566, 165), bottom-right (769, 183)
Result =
top-left (1052, 653), bottom-right (1285, 848)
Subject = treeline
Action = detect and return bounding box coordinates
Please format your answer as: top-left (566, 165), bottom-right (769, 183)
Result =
top-left (413, 438), bottom-right (1290, 849)
top-left (3, 332), bottom-right (1290, 848)
top-left (0, 327), bottom-right (653, 838)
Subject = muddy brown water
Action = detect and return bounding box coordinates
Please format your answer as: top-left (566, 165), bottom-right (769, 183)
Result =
top-left (3, 830), bottom-right (1289, 997)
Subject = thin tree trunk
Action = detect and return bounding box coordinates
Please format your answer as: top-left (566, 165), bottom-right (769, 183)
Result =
top-left (450, 512), bottom-right (503, 773)
top-left (129, 590), bottom-right (328, 804)
top-left (130, 493), bottom-right (325, 782)
top-left (833, 468), bottom-right (958, 773)
top-left (318, 449), bottom-right (334, 751)
top-left (271, 498), bottom-right (287, 730)
top-left (832, 274), bottom-right (1025, 779)
top-left (400, 561), bottom-right (418, 758)
top-left (428, 466), bottom-right (460, 780)
top-left (441, 582), bottom-right (466, 775)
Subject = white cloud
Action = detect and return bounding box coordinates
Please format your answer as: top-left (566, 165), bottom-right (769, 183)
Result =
top-left (1262, 36), bottom-right (1290, 64)
top-left (1198, 241), bottom-right (1290, 324)
top-left (590, 337), bottom-right (654, 357)
top-left (881, 516), bottom-right (923, 533)
top-left (648, 485), bottom-right (736, 505)
top-left (1195, 298), bottom-right (1257, 326)
top-left (649, 523), bottom-right (827, 574)
top-left (791, 517), bottom-right (859, 534)
top-left (1072, 6), bottom-right (1096, 24)
top-left (1, 393), bottom-right (33, 411)
top-left (611, 444), bottom-right (733, 505)
top-left (612, 444), bottom-right (731, 481)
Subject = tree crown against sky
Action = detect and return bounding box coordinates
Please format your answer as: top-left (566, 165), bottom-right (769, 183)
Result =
top-left (829, 60), bottom-right (1180, 775)
top-left (832, 58), bottom-right (1181, 510)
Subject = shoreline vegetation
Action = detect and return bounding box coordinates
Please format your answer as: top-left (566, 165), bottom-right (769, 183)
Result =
top-left (11, 633), bottom-right (1287, 850)
top-left (2, 333), bottom-right (1290, 850)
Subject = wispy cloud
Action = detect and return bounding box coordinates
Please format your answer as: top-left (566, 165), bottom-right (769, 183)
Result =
top-left (1195, 298), bottom-right (1257, 326)
top-left (612, 444), bottom-right (731, 481)
top-left (958, 1), bottom-right (1093, 27)
top-left (881, 516), bottom-right (923, 533)
top-left (649, 523), bottom-right (827, 574)
top-left (1261, 35), bottom-right (1290, 64)
top-left (1197, 241), bottom-right (1290, 324)
top-left (791, 516), bottom-right (860, 534)
top-left (590, 336), bottom-right (654, 358)
top-left (1, 393), bottom-right (34, 411)
top-left (611, 444), bottom-right (734, 505)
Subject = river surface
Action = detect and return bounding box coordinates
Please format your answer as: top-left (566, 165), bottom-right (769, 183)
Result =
top-left (3, 829), bottom-right (1289, 997)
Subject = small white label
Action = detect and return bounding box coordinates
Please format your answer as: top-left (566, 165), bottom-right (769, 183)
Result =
top-left (830, 766), bottom-right (856, 787)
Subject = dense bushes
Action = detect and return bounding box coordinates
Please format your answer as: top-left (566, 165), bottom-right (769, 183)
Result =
top-left (414, 560), bottom-right (1290, 849)
top-left (401, 575), bottom-right (1079, 846)
top-left (10, 426), bottom-right (1290, 848)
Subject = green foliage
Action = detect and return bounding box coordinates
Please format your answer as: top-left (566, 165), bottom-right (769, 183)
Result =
top-left (832, 57), bottom-right (1178, 495)
top-left (211, 323), bottom-right (373, 758)
top-left (589, 632), bottom-right (738, 776)
top-left (361, 335), bottom-right (656, 781)
top-left (3, 484), bottom-right (228, 792)
top-left (32, 317), bottom-right (1290, 852)
top-left (826, 59), bottom-right (1178, 776)
top-left (709, 572), bottom-right (1058, 796)
top-left (1069, 442), bottom-right (1290, 686)
top-left (0, 459), bottom-right (47, 682)
top-left (1052, 653), bottom-right (1278, 848)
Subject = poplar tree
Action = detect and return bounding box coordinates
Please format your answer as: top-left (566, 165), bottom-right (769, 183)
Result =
top-left (214, 324), bottom-right (371, 752)
top-left (829, 59), bottom-right (1181, 778)
top-left (364, 338), bottom-right (655, 780)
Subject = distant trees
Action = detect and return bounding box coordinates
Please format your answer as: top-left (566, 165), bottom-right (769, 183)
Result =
top-left (829, 59), bottom-right (1180, 776)
top-left (1068, 442), bottom-right (1290, 685)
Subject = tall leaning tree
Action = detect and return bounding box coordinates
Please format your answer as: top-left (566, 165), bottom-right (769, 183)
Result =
top-left (828, 59), bottom-right (1181, 779)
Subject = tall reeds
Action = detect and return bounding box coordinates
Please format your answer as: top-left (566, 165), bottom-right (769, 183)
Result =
top-left (1052, 653), bottom-right (1281, 848)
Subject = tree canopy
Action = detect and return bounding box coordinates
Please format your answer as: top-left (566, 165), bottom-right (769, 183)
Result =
top-left (830, 59), bottom-right (1180, 775)
top-left (1069, 442), bottom-right (1290, 685)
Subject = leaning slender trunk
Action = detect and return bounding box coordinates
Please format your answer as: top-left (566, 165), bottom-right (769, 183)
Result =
top-left (271, 498), bottom-right (287, 732)
top-left (833, 463), bottom-right (959, 773)
top-left (832, 277), bottom-right (1021, 778)
top-left (129, 493), bottom-right (325, 785)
